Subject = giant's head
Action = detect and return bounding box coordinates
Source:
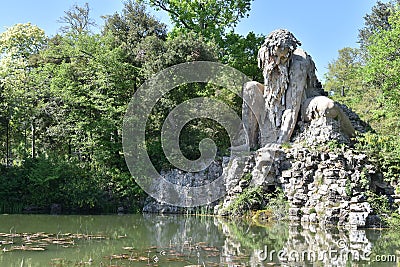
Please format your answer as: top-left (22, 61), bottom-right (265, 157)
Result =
top-left (258, 29), bottom-right (301, 70)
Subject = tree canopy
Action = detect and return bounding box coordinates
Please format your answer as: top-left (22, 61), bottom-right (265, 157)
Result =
top-left (365, 6), bottom-right (400, 132)
top-left (58, 3), bottom-right (97, 34)
top-left (358, 0), bottom-right (400, 51)
top-left (140, 0), bottom-right (253, 42)
top-left (0, 0), bottom-right (257, 213)
top-left (325, 0), bottom-right (400, 184)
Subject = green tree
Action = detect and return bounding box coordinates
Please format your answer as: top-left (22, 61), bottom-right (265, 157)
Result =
top-left (103, 0), bottom-right (167, 64)
top-left (0, 84), bottom-right (8, 165)
top-left (20, 29), bottom-right (145, 211)
top-left (324, 47), bottom-right (362, 98)
top-left (128, 0), bottom-right (261, 168)
top-left (358, 0), bottom-right (400, 52)
top-left (353, 6), bottom-right (400, 185)
top-left (140, 0), bottom-right (262, 82)
top-left (0, 1), bottom-right (264, 212)
top-left (324, 0), bottom-right (400, 132)
top-left (0, 23), bottom-right (47, 164)
top-left (364, 7), bottom-right (400, 134)
top-left (40, 32), bottom-right (133, 166)
top-left (58, 2), bottom-right (96, 34)
top-left (140, 0), bottom-right (253, 43)
top-left (135, 31), bottom-right (231, 169)
top-left (221, 31), bottom-right (264, 82)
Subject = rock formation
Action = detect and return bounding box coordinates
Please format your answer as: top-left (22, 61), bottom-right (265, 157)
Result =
top-left (215, 29), bottom-right (395, 228)
top-left (143, 29), bottom-right (398, 229)
top-left (301, 96), bottom-right (355, 137)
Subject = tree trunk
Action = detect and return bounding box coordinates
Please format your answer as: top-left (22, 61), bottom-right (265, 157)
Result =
top-left (24, 126), bottom-right (27, 153)
top-left (31, 119), bottom-right (35, 158)
top-left (6, 119), bottom-right (9, 167)
top-left (68, 139), bottom-right (72, 158)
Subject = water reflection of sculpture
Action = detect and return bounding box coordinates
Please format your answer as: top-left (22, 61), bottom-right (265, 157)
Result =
top-left (215, 216), bottom-right (373, 267)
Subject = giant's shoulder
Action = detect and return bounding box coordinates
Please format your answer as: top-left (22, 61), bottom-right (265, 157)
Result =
top-left (293, 48), bottom-right (309, 59)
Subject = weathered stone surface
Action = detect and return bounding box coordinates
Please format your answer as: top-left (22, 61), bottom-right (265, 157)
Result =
top-left (143, 200), bottom-right (181, 214)
top-left (242, 81), bottom-right (265, 149)
top-left (309, 213), bottom-right (318, 223)
top-left (350, 202), bottom-right (372, 213)
top-left (301, 215), bottom-right (309, 222)
top-left (292, 117), bottom-right (353, 146)
top-left (289, 207), bottom-right (300, 216)
top-left (349, 212), bottom-right (370, 227)
top-left (251, 145), bottom-right (279, 186)
top-left (143, 29), bottom-right (396, 229)
top-left (242, 29), bottom-right (320, 147)
top-left (323, 169), bottom-right (340, 178)
top-left (213, 135), bottom-right (393, 226)
top-left (224, 157), bottom-right (246, 191)
top-left (301, 96), bottom-right (355, 137)
top-left (281, 170), bottom-right (292, 178)
top-left (142, 161), bottom-right (222, 213)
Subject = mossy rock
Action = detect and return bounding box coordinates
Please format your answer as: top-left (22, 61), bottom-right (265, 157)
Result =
top-left (251, 209), bottom-right (273, 226)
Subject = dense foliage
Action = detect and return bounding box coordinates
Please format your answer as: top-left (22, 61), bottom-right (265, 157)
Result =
top-left (0, 0), bottom-right (261, 213)
top-left (139, 0), bottom-right (253, 43)
top-left (325, 1), bottom-right (400, 188)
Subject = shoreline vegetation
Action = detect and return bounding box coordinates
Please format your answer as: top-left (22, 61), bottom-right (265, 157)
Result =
top-left (0, 0), bottom-right (399, 228)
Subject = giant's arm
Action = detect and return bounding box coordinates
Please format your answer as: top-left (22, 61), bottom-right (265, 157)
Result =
top-left (242, 81), bottom-right (265, 149)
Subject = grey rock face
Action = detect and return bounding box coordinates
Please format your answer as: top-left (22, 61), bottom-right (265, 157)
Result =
top-left (301, 96), bottom-right (355, 137)
top-left (278, 144), bottom-right (389, 228)
top-left (213, 29), bottom-right (394, 228)
top-left (143, 29), bottom-right (395, 229)
top-left (142, 161), bottom-right (222, 213)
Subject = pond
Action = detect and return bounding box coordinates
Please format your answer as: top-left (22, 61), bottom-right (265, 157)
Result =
top-left (0, 214), bottom-right (398, 267)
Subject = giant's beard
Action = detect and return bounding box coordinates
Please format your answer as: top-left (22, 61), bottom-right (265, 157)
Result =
top-left (263, 57), bottom-right (290, 128)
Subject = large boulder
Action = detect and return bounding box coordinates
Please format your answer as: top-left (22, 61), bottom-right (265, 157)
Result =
top-left (301, 96), bottom-right (355, 137)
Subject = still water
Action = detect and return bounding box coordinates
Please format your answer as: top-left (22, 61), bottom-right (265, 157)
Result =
top-left (0, 214), bottom-right (398, 267)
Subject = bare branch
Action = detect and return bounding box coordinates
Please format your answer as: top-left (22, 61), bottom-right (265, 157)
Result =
top-left (58, 3), bottom-right (97, 34)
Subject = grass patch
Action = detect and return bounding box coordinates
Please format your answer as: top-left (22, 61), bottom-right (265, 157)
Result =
top-left (224, 186), bottom-right (264, 215)
top-left (281, 142), bottom-right (292, 149)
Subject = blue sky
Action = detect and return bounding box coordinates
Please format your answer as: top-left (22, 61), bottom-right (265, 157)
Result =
top-left (0, 0), bottom-right (387, 80)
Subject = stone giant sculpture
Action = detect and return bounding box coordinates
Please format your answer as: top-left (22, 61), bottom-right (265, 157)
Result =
top-left (242, 29), bottom-right (355, 149)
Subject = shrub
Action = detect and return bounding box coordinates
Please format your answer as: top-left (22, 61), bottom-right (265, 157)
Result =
top-left (356, 132), bottom-right (400, 183)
